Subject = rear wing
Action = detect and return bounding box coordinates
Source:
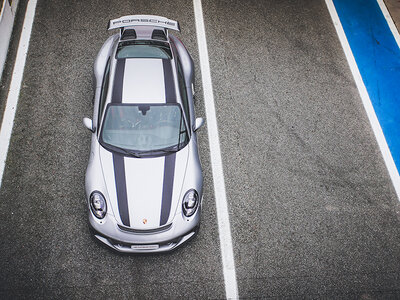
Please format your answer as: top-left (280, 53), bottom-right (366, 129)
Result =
top-left (108, 15), bottom-right (180, 32)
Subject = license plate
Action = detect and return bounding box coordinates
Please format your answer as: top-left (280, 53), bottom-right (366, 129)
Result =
top-left (131, 244), bottom-right (159, 250)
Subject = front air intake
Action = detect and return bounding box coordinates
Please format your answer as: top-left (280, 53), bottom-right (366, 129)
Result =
top-left (117, 223), bottom-right (172, 234)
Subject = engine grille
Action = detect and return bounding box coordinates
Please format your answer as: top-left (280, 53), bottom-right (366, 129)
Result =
top-left (121, 29), bottom-right (137, 40)
top-left (151, 29), bottom-right (167, 41)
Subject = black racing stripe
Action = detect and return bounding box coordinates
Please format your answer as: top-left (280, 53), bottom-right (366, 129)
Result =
top-left (112, 58), bottom-right (126, 103)
top-left (111, 58), bottom-right (130, 226)
top-left (160, 153), bottom-right (176, 226)
top-left (113, 153), bottom-right (130, 226)
top-left (162, 59), bottom-right (176, 103)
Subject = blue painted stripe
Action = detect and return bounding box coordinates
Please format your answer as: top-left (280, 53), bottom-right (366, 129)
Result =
top-left (333, 0), bottom-right (400, 168)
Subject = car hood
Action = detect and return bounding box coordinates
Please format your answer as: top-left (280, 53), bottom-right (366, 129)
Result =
top-left (99, 146), bottom-right (189, 229)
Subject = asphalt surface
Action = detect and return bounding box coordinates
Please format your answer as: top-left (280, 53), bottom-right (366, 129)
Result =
top-left (1, 0), bottom-right (400, 299)
top-left (385, 0), bottom-right (400, 32)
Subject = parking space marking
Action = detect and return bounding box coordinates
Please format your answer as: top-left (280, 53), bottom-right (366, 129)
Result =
top-left (193, 0), bottom-right (239, 299)
top-left (325, 0), bottom-right (400, 201)
top-left (0, 0), bottom-right (38, 189)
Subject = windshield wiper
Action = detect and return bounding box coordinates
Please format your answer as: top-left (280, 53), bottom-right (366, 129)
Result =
top-left (158, 148), bottom-right (178, 154)
top-left (103, 143), bottom-right (142, 158)
top-left (139, 145), bottom-right (179, 156)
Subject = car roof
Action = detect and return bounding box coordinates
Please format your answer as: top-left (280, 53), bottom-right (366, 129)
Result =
top-left (106, 36), bottom-right (181, 107)
top-left (110, 57), bottom-right (177, 104)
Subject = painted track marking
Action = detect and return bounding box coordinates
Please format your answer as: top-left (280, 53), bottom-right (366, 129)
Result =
top-left (0, 0), bottom-right (38, 189)
top-left (325, 0), bottom-right (400, 200)
top-left (193, 0), bottom-right (239, 299)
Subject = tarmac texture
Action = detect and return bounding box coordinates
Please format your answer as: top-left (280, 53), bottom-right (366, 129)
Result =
top-left (0, 0), bottom-right (400, 299)
top-left (385, 0), bottom-right (400, 32)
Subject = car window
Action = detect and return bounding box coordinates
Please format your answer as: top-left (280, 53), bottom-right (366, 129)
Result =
top-left (176, 59), bottom-right (190, 125)
top-left (100, 104), bottom-right (188, 153)
top-left (98, 58), bottom-right (111, 126)
top-left (116, 40), bottom-right (172, 59)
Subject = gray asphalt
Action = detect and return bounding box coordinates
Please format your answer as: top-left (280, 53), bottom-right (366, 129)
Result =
top-left (202, 0), bottom-right (400, 298)
top-left (0, 0), bottom-right (223, 299)
top-left (1, 0), bottom-right (400, 299)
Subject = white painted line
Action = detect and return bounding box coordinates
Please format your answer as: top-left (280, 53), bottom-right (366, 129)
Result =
top-left (325, 0), bottom-right (400, 201)
top-left (193, 0), bottom-right (239, 299)
top-left (0, 0), bottom-right (38, 189)
top-left (378, 0), bottom-right (400, 49)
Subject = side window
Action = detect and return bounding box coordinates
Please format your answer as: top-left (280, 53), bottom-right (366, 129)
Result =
top-left (176, 59), bottom-right (190, 126)
top-left (98, 58), bottom-right (111, 125)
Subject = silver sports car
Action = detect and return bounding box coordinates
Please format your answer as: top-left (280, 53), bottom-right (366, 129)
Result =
top-left (83, 15), bottom-right (204, 253)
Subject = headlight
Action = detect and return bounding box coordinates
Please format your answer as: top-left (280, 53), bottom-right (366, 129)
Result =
top-left (90, 191), bottom-right (107, 219)
top-left (182, 189), bottom-right (199, 217)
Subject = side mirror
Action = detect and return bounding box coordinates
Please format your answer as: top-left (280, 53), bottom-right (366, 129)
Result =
top-left (83, 117), bottom-right (95, 133)
top-left (193, 118), bottom-right (205, 132)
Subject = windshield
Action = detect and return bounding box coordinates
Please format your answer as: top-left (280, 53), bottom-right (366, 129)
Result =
top-left (100, 104), bottom-right (188, 155)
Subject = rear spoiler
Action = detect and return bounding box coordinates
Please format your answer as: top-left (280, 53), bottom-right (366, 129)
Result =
top-left (108, 15), bottom-right (180, 32)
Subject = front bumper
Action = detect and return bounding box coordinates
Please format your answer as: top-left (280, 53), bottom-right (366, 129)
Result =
top-left (92, 227), bottom-right (198, 253)
top-left (88, 206), bottom-right (201, 253)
